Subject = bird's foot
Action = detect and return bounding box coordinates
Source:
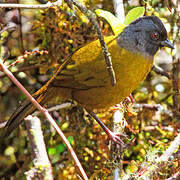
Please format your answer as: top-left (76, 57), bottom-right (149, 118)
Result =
top-left (107, 130), bottom-right (126, 146)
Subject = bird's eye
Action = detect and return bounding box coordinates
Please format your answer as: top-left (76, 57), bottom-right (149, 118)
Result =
top-left (151, 32), bottom-right (160, 40)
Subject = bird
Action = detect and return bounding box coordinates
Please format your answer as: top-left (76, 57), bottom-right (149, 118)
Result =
top-left (4, 16), bottom-right (174, 144)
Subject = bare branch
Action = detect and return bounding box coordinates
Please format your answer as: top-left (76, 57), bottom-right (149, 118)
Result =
top-left (0, 0), bottom-right (62, 9)
top-left (33, 102), bottom-right (72, 116)
top-left (111, 1), bottom-right (125, 179)
top-left (152, 65), bottom-right (170, 79)
top-left (66, 0), bottom-right (116, 86)
top-left (133, 103), bottom-right (173, 116)
top-left (25, 115), bottom-right (53, 180)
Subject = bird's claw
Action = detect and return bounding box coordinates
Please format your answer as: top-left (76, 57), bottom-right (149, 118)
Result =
top-left (108, 131), bottom-right (126, 146)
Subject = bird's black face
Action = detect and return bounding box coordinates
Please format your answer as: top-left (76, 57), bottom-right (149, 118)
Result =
top-left (117, 16), bottom-right (174, 56)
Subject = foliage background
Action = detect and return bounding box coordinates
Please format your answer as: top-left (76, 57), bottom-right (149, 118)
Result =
top-left (0, 0), bottom-right (179, 179)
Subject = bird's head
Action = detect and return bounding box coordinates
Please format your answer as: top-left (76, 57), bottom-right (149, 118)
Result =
top-left (117, 16), bottom-right (174, 56)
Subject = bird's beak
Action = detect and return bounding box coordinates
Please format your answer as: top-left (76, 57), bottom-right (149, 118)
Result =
top-left (161, 39), bottom-right (174, 49)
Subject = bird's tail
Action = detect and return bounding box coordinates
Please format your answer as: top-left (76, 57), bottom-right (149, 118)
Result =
top-left (5, 58), bottom-right (73, 136)
top-left (4, 85), bottom-right (55, 136)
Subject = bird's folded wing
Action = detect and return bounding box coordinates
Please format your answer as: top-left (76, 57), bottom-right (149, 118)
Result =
top-left (51, 35), bottom-right (118, 89)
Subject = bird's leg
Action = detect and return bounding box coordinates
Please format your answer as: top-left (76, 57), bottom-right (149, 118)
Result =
top-left (88, 111), bottom-right (126, 145)
top-left (124, 94), bottom-right (134, 104)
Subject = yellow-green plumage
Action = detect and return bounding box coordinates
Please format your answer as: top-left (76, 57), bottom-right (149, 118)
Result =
top-left (51, 35), bottom-right (153, 109)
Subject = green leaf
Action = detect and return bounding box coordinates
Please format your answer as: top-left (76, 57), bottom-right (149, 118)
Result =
top-left (124, 7), bottom-right (145, 25)
top-left (48, 143), bottom-right (66, 155)
top-left (48, 136), bottom-right (74, 155)
top-left (61, 122), bottom-right (69, 130)
top-left (95, 9), bottom-right (126, 35)
top-left (67, 136), bottom-right (74, 144)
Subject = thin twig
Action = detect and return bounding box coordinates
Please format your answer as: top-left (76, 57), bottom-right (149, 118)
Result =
top-left (152, 65), bottom-right (170, 79)
top-left (66, 0), bottom-right (116, 86)
top-left (0, 59), bottom-right (88, 180)
top-left (172, 57), bottom-right (180, 119)
top-left (133, 103), bottom-right (173, 116)
top-left (16, 0), bottom-right (25, 53)
top-left (0, 103), bottom-right (72, 128)
top-left (170, 0), bottom-right (180, 119)
top-left (0, 0), bottom-right (62, 9)
top-left (33, 102), bottom-right (72, 116)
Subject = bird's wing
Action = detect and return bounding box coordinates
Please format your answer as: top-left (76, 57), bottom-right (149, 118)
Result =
top-left (51, 35), bottom-right (118, 89)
